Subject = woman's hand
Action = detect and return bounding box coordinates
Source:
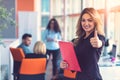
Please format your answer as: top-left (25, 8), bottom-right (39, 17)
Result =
top-left (53, 38), bottom-right (58, 42)
top-left (47, 38), bottom-right (54, 42)
top-left (60, 61), bottom-right (68, 69)
top-left (90, 30), bottom-right (102, 48)
top-left (47, 38), bottom-right (58, 42)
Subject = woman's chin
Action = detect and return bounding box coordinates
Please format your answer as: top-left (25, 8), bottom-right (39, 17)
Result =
top-left (84, 29), bottom-right (91, 32)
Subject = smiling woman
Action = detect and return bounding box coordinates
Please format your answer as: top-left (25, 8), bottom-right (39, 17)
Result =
top-left (60, 8), bottom-right (105, 80)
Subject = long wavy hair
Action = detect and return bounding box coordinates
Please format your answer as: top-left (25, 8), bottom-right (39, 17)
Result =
top-left (75, 8), bottom-right (105, 45)
top-left (46, 18), bottom-right (61, 33)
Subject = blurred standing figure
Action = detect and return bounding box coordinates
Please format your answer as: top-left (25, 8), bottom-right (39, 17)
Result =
top-left (43, 18), bottom-right (62, 80)
top-left (105, 38), bottom-right (117, 62)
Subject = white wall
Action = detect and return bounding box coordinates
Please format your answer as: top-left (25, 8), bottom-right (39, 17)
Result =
top-left (0, 39), bottom-right (19, 80)
top-left (18, 12), bottom-right (40, 51)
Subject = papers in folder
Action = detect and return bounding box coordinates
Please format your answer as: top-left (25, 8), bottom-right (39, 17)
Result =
top-left (59, 41), bottom-right (81, 72)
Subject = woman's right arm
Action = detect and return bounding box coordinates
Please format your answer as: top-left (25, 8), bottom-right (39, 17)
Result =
top-left (43, 30), bottom-right (47, 42)
top-left (60, 61), bottom-right (69, 69)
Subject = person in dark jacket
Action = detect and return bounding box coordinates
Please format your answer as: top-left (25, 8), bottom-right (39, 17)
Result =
top-left (60, 8), bottom-right (105, 80)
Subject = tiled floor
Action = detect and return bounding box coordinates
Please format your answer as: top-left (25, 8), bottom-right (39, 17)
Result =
top-left (45, 57), bottom-right (120, 80)
top-left (100, 66), bottom-right (120, 80)
top-left (45, 59), bottom-right (53, 80)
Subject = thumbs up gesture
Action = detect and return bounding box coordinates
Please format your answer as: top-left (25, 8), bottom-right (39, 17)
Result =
top-left (90, 30), bottom-right (102, 48)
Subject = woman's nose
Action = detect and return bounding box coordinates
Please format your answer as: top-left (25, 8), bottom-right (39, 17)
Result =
top-left (84, 21), bottom-right (89, 26)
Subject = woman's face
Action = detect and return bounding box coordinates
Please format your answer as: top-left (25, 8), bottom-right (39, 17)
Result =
top-left (50, 20), bottom-right (55, 29)
top-left (81, 13), bottom-right (95, 34)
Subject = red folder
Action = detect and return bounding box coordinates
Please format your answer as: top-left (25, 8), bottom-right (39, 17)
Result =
top-left (59, 41), bottom-right (81, 72)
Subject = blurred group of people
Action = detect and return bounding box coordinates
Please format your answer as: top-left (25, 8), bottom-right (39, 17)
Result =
top-left (18, 18), bottom-right (62, 80)
top-left (105, 38), bottom-right (117, 63)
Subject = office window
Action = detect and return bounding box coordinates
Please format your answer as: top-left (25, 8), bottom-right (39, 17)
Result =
top-left (41, 30), bottom-right (45, 41)
top-left (41, 16), bottom-right (49, 27)
top-left (41, 0), bottom-right (50, 12)
top-left (51, 0), bottom-right (63, 15)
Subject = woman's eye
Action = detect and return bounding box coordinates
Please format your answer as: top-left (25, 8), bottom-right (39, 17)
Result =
top-left (81, 19), bottom-right (85, 22)
top-left (81, 19), bottom-right (93, 22)
top-left (88, 19), bottom-right (93, 22)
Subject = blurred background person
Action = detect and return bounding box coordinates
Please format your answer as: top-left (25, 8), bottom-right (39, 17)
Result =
top-left (18, 33), bottom-right (32, 54)
top-left (24, 41), bottom-right (47, 80)
top-left (43, 18), bottom-right (62, 80)
top-left (25, 41), bottom-right (47, 59)
top-left (105, 38), bottom-right (117, 63)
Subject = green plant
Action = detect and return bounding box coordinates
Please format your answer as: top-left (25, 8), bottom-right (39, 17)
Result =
top-left (0, 6), bottom-right (15, 32)
top-left (0, 0), bottom-right (15, 47)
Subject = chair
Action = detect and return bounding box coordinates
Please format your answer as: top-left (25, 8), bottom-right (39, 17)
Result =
top-left (18, 58), bottom-right (47, 80)
top-left (10, 48), bottom-right (25, 62)
top-left (64, 69), bottom-right (77, 79)
top-left (10, 48), bottom-right (25, 80)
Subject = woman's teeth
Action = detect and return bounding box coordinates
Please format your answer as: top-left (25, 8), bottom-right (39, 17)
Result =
top-left (84, 26), bottom-right (90, 29)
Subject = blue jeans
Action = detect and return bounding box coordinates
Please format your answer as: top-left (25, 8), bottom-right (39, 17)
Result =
top-left (46, 49), bottom-right (61, 76)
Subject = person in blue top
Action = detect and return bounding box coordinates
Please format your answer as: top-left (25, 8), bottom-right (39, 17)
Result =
top-left (43, 18), bottom-right (62, 80)
top-left (18, 33), bottom-right (32, 54)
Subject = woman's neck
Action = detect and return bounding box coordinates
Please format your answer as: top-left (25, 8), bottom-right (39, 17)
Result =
top-left (84, 30), bottom-right (94, 39)
top-left (50, 27), bottom-right (54, 31)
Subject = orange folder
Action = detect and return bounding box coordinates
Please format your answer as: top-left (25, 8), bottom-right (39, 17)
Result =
top-left (59, 41), bottom-right (81, 72)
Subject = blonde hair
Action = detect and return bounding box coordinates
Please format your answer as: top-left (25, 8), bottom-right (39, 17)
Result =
top-left (33, 41), bottom-right (46, 55)
top-left (76, 8), bottom-right (105, 40)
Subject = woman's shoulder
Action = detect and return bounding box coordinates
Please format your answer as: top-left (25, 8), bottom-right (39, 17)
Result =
top-left (98, 34), bottom-right (105, 40)
top-left (25, 53), bottom-right (34, 56)
top-left (38, 54), bottom-right (47, 58)
top-left (90, 31), bottom-right (105, 40)
top-left (25, 54), bottom-right (47, 58)
top-left (25, 53), bottom-right (35, 58)
top-left (55, 32), bottom-right (61, 37)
